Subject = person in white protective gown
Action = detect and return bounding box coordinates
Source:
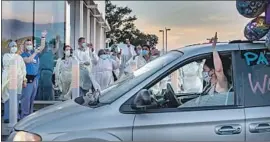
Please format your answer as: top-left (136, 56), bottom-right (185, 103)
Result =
top-left (2, 41), bottom-right (27, 123)
top-left (118, 39), bottom-right (137, 80)
top-left (133, 45), bottom-right (147, 70)
top-left (73, 37), bottom-right (99, 94)
top-left (54, 45), bottom-right (73, 100)
top-left (73, 37), bottom-right (97, 73)
top-left (92, 49), bottom-right (120, 90)
top-left (110, 45), bottom-right (121, 81)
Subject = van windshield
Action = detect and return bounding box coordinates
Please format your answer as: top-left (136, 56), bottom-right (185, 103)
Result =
top-left (99, 51), bottom-right (183, 104)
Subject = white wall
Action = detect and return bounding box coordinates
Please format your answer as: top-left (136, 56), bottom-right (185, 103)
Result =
top-left (94, 1), bottom-right (105, 20)
top-left (66, 0), bottom-right (107, 51)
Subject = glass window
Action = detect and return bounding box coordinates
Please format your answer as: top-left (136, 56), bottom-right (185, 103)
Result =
top-left (98, 51), bottom-right (183, 104)
top-left (34, 1), bottom-right (65, 59)
top-left (146, 54), bottom-right (235, 109)
top-left (2, 1), bottom-right (34, 55)
top-left (239, 49), bottom-right (270, 107)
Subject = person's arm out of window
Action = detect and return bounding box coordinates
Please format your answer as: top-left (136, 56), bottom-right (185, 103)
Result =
top-left (212, 32), bottom-right (227, 87)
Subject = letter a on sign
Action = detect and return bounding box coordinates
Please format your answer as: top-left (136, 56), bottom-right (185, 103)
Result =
top-left (257, 52), bottom-right (269, 65)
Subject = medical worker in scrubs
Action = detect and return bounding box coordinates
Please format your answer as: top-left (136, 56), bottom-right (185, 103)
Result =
top-left (2, 41), bottom-right (27, 123)
top-left (20, 30), bottom-right (47, 118)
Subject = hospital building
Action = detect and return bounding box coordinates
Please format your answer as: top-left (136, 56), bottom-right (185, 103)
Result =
top-left (2, 0), bottom-right (110, 55)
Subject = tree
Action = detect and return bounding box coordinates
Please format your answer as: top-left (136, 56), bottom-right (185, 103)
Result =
top-left (105, 0), bottom-right (137, 43)
top-left (105, 0), bottom-right (158, 46)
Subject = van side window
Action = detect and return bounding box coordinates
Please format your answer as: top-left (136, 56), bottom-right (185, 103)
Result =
top-left (240, 49), bottom-right (270, 107)
top-left (147, 53), bottom-right (235, 109)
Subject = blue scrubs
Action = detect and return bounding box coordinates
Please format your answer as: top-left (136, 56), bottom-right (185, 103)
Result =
top-left (20, 51), bottom-right (40, 119)
top-left (36, 50), bottom-right (54, 101)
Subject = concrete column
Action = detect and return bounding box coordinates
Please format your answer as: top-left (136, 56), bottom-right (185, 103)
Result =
top-left (87, 9), bottom-right (91, 43)
top-left (96, 24), bottom-right (101, 51)
top-left (83, 4), bottom-right (87, 39)
top-left (79, 1), bottom-right (84, 37)
top-left (65, 1), bottom-right (71, 45)
top-left (90, 16), bottom-right (96, 50)
top-left (69, 0), bottom-right (75, 49)
top-left (74, 0), bottom-right (84, 49)
top-left (100, 27), bottom-right (104, 49)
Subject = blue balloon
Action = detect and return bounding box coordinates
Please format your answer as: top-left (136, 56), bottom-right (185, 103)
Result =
top-left (236, 1), bottom-right (267, 18)
top-left (244, 16), bottom-right (270, 41)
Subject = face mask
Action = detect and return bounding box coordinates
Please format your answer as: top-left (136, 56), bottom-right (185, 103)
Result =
top-left (100, 54), bottom-right (107, 60)
top-left (202, 71), bottom-right (211, 82)
top-left (137, 50), bottom-right (142, 55)
top-left (26, 45), bottom-right (33, 51)
top-left (65, 50), bottom-right (71, 57)
top-left (142, 50), bottom-right (149, 56)
top-left (82, 43), bottom-right (87, 48)
top-left (107, 54), bottom-right (111, 59)
top-left (10, 47), bottom-right (18, 53)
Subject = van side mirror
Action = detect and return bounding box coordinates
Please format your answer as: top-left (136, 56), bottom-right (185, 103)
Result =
top-left (131, 89), bottom-right (158, 110)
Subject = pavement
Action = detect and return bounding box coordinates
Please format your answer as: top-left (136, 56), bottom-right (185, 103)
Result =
top-left (1, 100), bottom-right (61, 141)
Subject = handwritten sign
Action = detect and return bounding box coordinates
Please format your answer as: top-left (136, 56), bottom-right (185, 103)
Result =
top-left (248, 73), bottom-right (270, 94)
top-left (244, 51), bottom-right (269, 66)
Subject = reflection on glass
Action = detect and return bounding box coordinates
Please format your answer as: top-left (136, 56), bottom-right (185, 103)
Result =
top-left (34, 1), bottom-right (65, 59)
top-left (1, 1), bottom-right (34, 55)
top-left (34, 1), bottom-right (66, 101)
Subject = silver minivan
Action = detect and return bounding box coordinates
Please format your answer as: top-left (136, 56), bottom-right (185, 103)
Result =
top-left (8, 41), bottom-right (270, 141)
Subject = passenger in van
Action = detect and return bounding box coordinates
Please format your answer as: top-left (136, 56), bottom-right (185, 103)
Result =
top-left (54, 45), bottom-right (73, 100)
top-left (202, 33), bottom-right (229, 94)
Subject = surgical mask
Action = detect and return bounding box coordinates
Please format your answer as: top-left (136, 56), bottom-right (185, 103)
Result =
top-left (107, 54), bottom-right (111, 59)
top-left (142, 50), bottom-right (149, 56)
top-left (100, 54), bottom-right (107, 60)
top-left (65, 50), bottom-right (71, 57)
top-left (137, 50), bottom-right (142, 55)
top-left (82, 43), bottom-right (87, 48)
top-left (26, 45), bottom-right (33, 51)
top-left (202, 71), bottom-right (211, 82)
top-left (10, 47), bottom-right (18, 53)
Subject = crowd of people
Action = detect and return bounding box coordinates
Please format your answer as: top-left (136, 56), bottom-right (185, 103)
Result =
top-left (1, 30), bottom-right (161, 123)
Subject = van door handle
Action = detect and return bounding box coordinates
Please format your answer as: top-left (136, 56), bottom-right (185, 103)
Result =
top-left (249, 123), bottom-right (270, 133)
top-left (215, 125), bottom-right (242, 135)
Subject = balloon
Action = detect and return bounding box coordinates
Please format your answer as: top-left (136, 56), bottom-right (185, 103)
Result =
top-left (244, 16), bottom-right (270, 41)
top-left (265, 30), bottom-right (270, 50)
top-left (236, 1), bottom-right (267, 18)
